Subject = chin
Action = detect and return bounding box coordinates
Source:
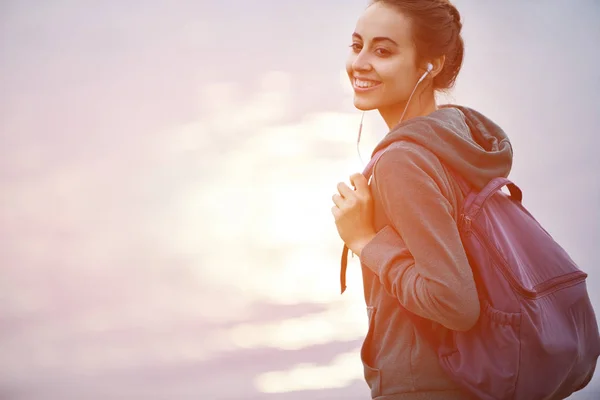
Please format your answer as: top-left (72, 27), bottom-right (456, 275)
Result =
top-left (353, 96), bottom-right (379, 111)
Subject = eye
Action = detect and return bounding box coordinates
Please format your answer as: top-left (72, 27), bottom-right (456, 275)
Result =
top-left (349, 43), bottom-right (362, 52)
top-left (375, 48), bottom-right (391, 57)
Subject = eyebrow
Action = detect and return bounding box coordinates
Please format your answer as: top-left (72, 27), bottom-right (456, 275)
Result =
top-left (352, 32), bottom-right (399, 46)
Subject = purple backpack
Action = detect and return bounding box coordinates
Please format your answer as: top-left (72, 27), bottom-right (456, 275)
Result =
top-left (341, 143), bottom-right (600, 400)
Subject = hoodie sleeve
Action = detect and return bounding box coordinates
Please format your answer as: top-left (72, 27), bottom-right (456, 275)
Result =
top-left (360, 142), bottom-right (480, 332)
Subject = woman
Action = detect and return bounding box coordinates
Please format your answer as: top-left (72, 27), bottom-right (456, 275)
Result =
top-left (331, 0), bottom-right (513, 399)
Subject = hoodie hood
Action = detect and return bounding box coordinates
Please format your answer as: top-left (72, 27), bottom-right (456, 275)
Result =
top-left (372, 105), bottom-right (513, 190)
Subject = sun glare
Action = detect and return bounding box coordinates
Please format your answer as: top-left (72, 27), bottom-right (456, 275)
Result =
top-left (151, 73), bottom-right (376, 393)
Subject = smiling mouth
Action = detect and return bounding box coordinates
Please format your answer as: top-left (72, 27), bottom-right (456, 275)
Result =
top-left (353, 78), bottom-right (382, 90)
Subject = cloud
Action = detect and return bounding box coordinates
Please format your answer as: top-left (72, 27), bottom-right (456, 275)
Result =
top-left (0, 66), bottom-right (378, 399)
top-left (227, 302), bottom-right (366, 351)
top-left (255, 350), bottom-right (363, 393)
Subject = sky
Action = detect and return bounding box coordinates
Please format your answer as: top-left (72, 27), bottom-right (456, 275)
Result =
top-left (1, 0), bottom-right (599, 399)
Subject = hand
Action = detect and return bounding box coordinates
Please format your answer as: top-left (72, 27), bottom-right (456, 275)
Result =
top-left (331, 172), bottom-right (377, 257)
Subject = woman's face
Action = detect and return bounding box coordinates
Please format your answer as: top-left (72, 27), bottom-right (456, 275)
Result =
top-left (346, 2), bottom-right (422, 113)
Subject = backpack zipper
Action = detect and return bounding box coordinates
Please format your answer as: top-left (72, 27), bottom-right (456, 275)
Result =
top-left (466, 218), bottom-right (587, 299)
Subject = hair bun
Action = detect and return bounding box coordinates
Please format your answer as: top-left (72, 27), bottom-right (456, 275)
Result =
top-left (447, 3), bottom-right (462, 31)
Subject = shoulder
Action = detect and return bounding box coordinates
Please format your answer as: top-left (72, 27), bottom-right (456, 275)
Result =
top-left (373, 141), bottom-right (445, 183)
top-left (371, 141), bottom-right (460, 219)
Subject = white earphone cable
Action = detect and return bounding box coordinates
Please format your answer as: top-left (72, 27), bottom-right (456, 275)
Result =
top-left (356, 111), bottom-right (365, 166)
top-left (355, 63), bottom-right (432, 164)
top-left (398, 64), bottom-right (433, 125)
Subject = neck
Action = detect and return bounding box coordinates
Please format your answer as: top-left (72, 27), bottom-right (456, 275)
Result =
top-left (378, 90), bottom-right (438, 130)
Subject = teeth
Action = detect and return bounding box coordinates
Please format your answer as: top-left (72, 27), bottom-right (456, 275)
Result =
top-left (355, 79), bottom-right (379, 88)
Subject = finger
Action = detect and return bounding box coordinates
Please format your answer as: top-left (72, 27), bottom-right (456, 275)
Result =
top-left (332, 193), bottom-right (345, 208)
top-left (331, 205), bottom-right (342, 219)
top-left (337, 182), bottom-right (355, 199)
top-left (350, 172), bottom-right (369, 193)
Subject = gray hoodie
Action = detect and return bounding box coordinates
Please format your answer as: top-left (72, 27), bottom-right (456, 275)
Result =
top-left (357, 105), bottom-right (513, 399)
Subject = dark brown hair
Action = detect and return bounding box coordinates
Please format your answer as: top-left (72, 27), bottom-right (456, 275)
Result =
top-left (370, 0), bottom-right (464, 91)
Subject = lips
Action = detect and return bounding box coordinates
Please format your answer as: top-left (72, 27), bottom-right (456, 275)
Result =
top-left (353, 77), bottom-right (382, 91)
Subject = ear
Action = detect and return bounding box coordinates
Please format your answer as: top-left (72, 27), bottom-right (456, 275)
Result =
top-left (427, 55), bottom-right (445, 79)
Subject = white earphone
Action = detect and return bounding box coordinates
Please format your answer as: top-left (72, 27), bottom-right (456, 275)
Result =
top-left (417, 62), bottom-right (434, 85)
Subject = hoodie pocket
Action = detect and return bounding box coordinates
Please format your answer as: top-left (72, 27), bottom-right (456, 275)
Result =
top-left (361, 306), bottom-right (382, 397)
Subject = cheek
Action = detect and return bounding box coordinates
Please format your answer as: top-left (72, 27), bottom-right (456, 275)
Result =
top-left (378, 59), bottom-right (406, 79)
top-left (380, 63), bottom-right (418, 92)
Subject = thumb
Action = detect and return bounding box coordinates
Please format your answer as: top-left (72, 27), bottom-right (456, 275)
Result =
top-left (350, 172), bottom-right (369, 193)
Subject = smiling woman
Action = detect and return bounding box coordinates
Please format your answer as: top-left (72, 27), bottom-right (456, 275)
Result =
top-left (331, 1), bottom-right (600, 400)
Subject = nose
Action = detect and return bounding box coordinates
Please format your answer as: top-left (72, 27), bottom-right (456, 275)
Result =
top-left (352, 49), bottom-right (372, 73)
